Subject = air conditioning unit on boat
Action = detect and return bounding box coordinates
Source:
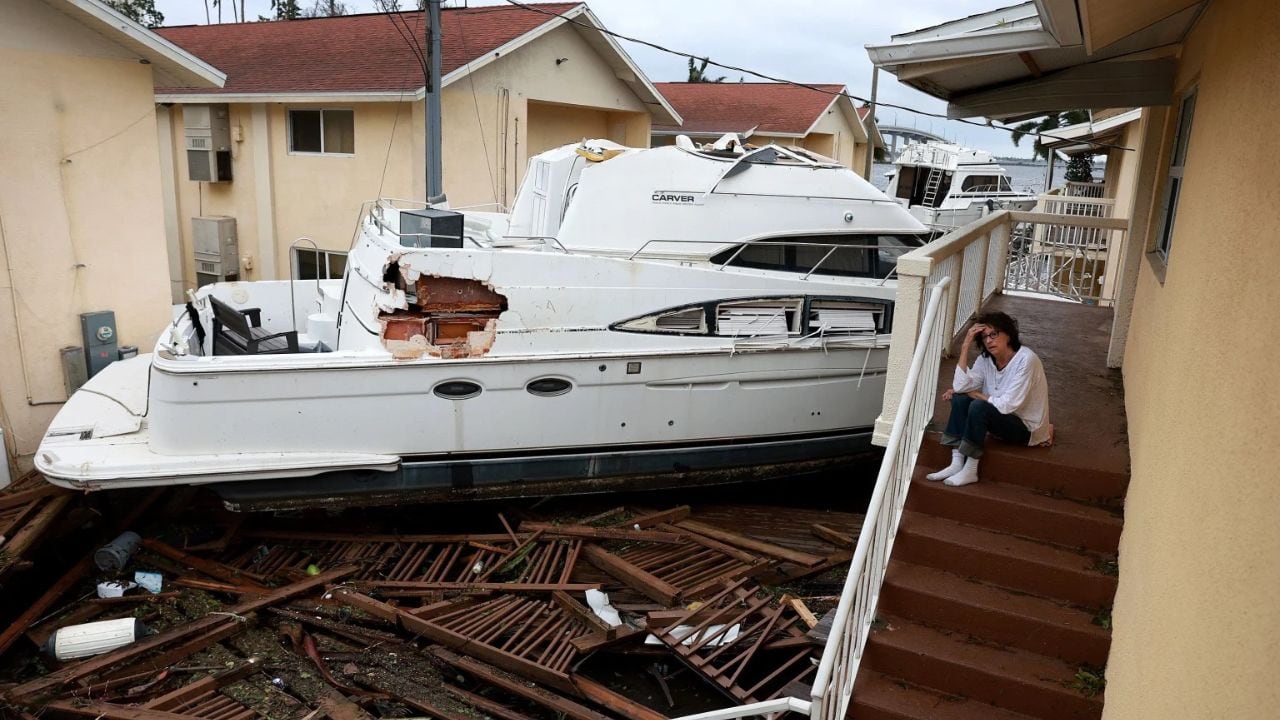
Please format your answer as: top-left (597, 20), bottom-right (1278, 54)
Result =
top-left (184, 104), bottom-right (232, 183)
top-left (192, 216), bottom-right (239, 287)
top-left (399, 208), bottom-right (464, 248)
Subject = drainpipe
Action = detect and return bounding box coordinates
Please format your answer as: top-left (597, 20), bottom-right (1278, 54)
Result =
top-left (864, 67), bottom-right (878, 180)
top-left (425, 0), bottom-right (445, 205)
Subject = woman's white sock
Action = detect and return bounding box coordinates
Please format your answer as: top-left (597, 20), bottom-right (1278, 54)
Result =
top-left (944, 457), bottom-right (980, 487)
top-left (926, 450), bottom-right (965, 481)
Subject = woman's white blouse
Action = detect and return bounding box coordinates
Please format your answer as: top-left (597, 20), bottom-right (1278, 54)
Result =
top-left (952, 346), bottom-right (1052, 446)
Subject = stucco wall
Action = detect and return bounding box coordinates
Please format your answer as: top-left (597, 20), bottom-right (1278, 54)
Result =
top-left (164, 22), bottom-right (653, 282)
top-left (1106, 0), bottom-right (1280, 716)
top-left (0, 0), bottom-right (174, 468)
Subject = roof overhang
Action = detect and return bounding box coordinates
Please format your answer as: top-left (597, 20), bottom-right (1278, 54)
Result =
top-left (804, 91), bottom-right (871, 145)
top-left (431, 4), bottom-right (681, 126)
top-left (49, 0), bottom-right (225, 88)
top-left (866, 0), bottom-right (1205, 120)
top-left (156, 91), bottom-right (410, 104)
top-left (1042, 107), bottom-right (1142, 154)
top-left (651, 126), bottom-right (758, 139)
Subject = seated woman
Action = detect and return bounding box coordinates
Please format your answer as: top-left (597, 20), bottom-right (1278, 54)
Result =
top-left (926, 311), bottom-right (1051, 487)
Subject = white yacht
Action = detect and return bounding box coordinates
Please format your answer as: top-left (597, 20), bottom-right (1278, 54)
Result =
top-left (36, 138), bottom-right (928, 508)
top-left (885, 141), bottom-right (1037, 233)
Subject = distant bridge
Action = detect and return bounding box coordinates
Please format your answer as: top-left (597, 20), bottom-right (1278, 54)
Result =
top-left (878, 125), bottom-right (948, 158)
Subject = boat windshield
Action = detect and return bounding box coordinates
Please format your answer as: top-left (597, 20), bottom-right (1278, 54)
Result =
top-left (710, 234), bottom-right (928, 278)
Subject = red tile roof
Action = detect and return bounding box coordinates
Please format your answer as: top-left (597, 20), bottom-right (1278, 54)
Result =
top-left (155, 3), bottom-right (582, 95)
top-left (652, 82), bottom-right (846, 135)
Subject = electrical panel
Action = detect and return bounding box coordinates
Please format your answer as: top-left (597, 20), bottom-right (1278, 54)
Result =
top-left (184, 104), bottom-right (232, 182)
top-left (192, 216), bottom-right (239, 287)
top-left (80, 311), bottom-right (118, 379)
top-left (399, 208), bottom-right (464, 248)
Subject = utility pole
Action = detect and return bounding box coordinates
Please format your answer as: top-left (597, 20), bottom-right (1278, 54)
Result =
top-left (425, 0), bottom-right (444, 203)
top-left (864, 67), bottom-right (879, 180)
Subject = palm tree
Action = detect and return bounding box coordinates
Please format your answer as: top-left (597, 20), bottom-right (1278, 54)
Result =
top-left (687, 57), bottom-right (726, 83)
top-left (1010, 110), bottom-right (1090, 160)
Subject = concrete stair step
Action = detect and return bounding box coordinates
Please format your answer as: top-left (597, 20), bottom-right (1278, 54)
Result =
top-left (918, 437), bottom-right (1127, 506)
top-left (894, 511), bottom-right (1117, 609)
top-left (851, 671), bottom-right (1039, 720)
top-left (907, 468), bottom-right (1123, 553)
top-left (879, 560), bottom-right (1110, 666)
top-left (863, 616), bottom-right (1103, 720)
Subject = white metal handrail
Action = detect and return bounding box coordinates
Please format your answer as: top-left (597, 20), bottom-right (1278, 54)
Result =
top-left (808, 277), bottom-right (951, 720)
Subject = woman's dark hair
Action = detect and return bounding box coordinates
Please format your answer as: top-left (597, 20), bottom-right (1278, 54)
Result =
top-left (974, 311), bottom-right (1021, 357)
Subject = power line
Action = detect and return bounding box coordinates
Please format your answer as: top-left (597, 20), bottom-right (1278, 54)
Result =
top-left (497, 0), bottom-right (1133, 154)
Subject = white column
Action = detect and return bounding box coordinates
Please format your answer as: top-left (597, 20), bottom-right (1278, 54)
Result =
top-left (874, 273), bottom-right (925, 445)
top-left (250, 104), bottom-right (277, 280)
top-left (155, 105), bottom-right (184, 303)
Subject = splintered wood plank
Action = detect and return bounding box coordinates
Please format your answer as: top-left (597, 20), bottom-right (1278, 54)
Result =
top-left (810, 523), bottom-right (855, 549)
top-left (518, 522), bottom-right (685, 544)
top-left (141, 539), bottom-right (270, 590)
top-left (0, 555), bottom-right (93, 656)
top-left (43, 701), bottom-right (209, 720)
top-left (143, 662), bottom-right (259, 710)
top-left (429, 647), bottom-right (613, 720)
top-left (572, 675), bottom-right (669, 720)
top-left (626, 506), bottom-right (692, 528)
top-left (581, 544), bottom-right (681, 605)
top-left (674, 520), bottom-right (825, 567)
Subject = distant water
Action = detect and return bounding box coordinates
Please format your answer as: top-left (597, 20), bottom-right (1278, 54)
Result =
top-left (870, 162), bottom-right (1068, 195)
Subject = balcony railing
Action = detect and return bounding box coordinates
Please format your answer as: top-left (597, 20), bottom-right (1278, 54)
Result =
top-left (875, 207), bottom-right (1127, 438)
top-left (1005, 194), bottom-right (1123, 305)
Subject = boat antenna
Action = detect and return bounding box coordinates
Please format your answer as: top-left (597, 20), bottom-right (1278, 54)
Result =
top-left (425, 0), bottom-right (445, 205)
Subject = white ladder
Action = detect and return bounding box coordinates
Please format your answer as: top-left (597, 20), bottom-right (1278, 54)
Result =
top-left (921, 167), bottom-right (945, 208)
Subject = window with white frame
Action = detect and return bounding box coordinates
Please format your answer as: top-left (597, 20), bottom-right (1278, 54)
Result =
top-left (1155, 90), bottom-right (1197, 261)
top-left (288, 109), bottom-right (355, 154)
top-left (293, 248), bottom-right (347, 280)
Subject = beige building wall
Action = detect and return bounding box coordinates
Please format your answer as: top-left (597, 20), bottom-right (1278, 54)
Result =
top-left (164, 22), bottom-right (653, 286)
top-left (0, 0), bottom-right (177, 471)
top-left (1106, 0), bottom-right (1280, 717)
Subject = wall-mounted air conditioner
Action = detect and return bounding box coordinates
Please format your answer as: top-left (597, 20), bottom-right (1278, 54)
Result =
top-left (184, 104), bottom-right (232, 182)
top-left (192, 216), bottom-right (239, 287)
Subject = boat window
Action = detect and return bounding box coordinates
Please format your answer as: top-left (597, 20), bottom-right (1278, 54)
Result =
top-left (894, 166), bottom-right (916, 201)
top-left (999, 176), bottom-right (1013, 192)
top-left (433, 380), bottom-right (482, 400)
top-left (875, 235), bottom-right (923, 278)
top-left (616, 306), bottom-right (708, 335)
top-left (711, 235), bottom-right (924, 278)
top-left (716, 299), bottom-right (801, 337)
top-left (809, 300), bottom-right (884, 336)
top-left (961, 175), bottom-right (1001, 193)
top-left (526, 378), bottom-right (573, 397)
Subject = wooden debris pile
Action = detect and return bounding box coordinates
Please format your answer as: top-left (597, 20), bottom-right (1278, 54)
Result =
top-left (0, 504), bottom-right (856, 720)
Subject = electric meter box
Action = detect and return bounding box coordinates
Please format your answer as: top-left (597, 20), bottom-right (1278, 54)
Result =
top-left (80, 311), bottom-right (118, 379)
top-left (399, 208), bottom-right (464, 248)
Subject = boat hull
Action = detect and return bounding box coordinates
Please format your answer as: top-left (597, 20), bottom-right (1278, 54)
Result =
top-left (211, 427), bottom-right (879, 511)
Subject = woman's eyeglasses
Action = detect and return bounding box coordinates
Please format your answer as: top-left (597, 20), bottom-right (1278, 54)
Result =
top-left (981, 331), bottom-right (1002, 341)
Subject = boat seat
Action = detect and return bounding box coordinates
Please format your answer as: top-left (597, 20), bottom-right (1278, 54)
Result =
top-left (209, 297), bottom-right (298, 356)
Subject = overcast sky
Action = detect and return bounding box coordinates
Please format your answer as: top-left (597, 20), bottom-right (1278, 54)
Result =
top-left (153, 0), bottom-right (1030, 157)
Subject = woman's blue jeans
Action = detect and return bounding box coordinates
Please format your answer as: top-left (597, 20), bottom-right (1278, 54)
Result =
top-left (942, 393), bottom-right (1030, 458)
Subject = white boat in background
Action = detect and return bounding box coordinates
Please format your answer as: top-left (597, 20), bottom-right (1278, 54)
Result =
top-left (36, 137), bottom-right (928, 509)
top-left (885, 141), bottom-right (1038, 233)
